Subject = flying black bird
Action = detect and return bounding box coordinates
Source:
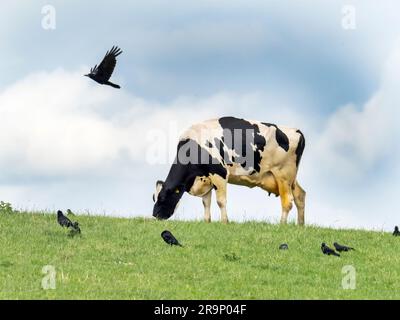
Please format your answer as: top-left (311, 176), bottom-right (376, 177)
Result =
top-left (85, 46), bottom-right (123, 88)
top-left (161, 230), bottom-right (183, 247)
top-left (57, 210), bottom-right (73, 228)
top-left (333, 242), bottom-right (355, 252)
top-left (321, 243), bottom-right (340, 257)
top-left (393, 226), bottom-right (400, 236)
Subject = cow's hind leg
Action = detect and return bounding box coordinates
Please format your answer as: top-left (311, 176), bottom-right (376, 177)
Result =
top-left (277, 179), bottom-right (294, 224)
top-left (210, 174), bottom-right (228, 224)
top-left (293, 181), bottom-right (306, 226)
top-left (202, 190), bottom-right (212, 223)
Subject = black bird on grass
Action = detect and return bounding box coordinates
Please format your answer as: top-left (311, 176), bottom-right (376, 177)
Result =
top-left (321, 243), bottom-right (340, 257)
top-left (334, 242), bottom-right (355, 252)
top-left (279, 243), bottom-right (288, 250)
top-left (161, 230), bottom-right (183, 247)
top-left (57, 210), bottom-right (73, 228)
top-left (393, 226), bottom-right (400, 236)
top-left (85, 46), bottom-right (123, 89)
top-left (57, 210), bottom-right (81, 235)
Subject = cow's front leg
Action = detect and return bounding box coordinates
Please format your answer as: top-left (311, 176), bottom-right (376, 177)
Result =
top-left (202, 190), bottom-right (212, 223)
top-left (210, 174), bottom-right (228, 224)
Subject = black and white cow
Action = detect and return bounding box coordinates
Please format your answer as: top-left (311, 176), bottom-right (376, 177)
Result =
top-left (153, 116), bottom-right (306, 225)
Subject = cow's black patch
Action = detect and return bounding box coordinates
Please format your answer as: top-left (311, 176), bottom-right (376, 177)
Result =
top-left (261, 122), bottom-right (290, 152)
top-left (275, 129), bottom-right (290, 152)
top-left (295, 130), bottom-right (305, 167)
top-left (153, 139), bottom-right (227, 220)
top-left (177, 138), bottom-right (227, 187)
top-left (218, 116), bottom-right (266, 172)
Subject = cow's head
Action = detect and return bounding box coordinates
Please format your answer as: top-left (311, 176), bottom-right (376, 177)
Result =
top-left (153, 180), bottom-right (184, 219)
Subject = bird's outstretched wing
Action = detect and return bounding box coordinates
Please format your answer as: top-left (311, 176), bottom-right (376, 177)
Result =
top-left (91, 46), bottom-right (123, 81)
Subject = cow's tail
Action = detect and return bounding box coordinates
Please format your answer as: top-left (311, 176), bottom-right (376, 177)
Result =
top-left (295, 130), bottom-right (305, 167)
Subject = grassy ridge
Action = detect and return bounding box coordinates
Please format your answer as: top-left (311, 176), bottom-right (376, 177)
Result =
top-left (0, 212), bottom-right (399, 299)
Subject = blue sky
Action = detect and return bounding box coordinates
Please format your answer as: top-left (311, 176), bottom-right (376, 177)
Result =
top-left (0, 1), bottom-right (399, 229)
top-left (2, 1), bottom-right (389, 105)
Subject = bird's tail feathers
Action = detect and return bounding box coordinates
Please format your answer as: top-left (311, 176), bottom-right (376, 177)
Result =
top-left (106, 81), bottom-right (120, 89)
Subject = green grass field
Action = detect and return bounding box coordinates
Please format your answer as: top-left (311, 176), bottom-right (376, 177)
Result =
top-left (0, 211), bottom-right (399, 299)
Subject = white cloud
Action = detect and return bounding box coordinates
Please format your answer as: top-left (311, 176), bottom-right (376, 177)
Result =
top-left (313, 39), bottom-right (400, 181)
top-left (0, 69), bottom-right (121, 175)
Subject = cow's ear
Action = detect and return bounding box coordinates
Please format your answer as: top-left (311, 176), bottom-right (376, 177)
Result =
top-left (156, 180), bottom-right (164, 187)
top-left (154, 180), bottom-right (165, 202)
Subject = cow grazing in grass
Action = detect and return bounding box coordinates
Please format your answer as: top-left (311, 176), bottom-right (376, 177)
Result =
top-left (153, 116), bottom-right (306, 225)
